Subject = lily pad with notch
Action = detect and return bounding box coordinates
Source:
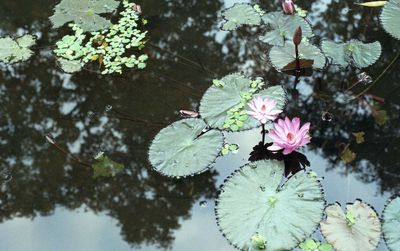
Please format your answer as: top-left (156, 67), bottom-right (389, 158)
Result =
top-left (50, 0), bottom-right (120, 32)
top-left (148, 118), bottom-right (224, 177)
top-left (0, 35), bottom-right (36, 64)
top-left (380, 0), bottom-right (400, 40)
top-left (269, 42), bottom-right (326, 72)
top-left (259, 11), bottom-right (313, 46)
top-left (221, 3), bottom-right (262, 31)
top-left (215, 160), bottom-right (325, 251)
top-left (321, 39), bottom-right (382, 68)
top-left (320, 200), bottom-right (381, 251)
top-left (199, 73), bottom-right (286, 131)
top-left (382, 195), bottom-right (400, 251)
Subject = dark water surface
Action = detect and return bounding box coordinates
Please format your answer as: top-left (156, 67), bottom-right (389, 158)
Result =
top-left (0, 0), bottom-right (399, 250)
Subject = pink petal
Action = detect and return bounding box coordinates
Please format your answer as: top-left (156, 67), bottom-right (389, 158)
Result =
top-left (283, 147), bottom-right (295, 155)
top-left (299, 122), bottom-right (311, 135)
top-left (292, 117), bottom-right (300, 133)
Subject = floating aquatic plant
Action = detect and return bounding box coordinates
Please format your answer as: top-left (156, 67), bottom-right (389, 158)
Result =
top-left (92, 152), bottom-right (124, 178)
top-left (50, 0), bottom-right (120, 32)
top-left (269, 41), bottom-right (326, 71)
top-left (200, 73), bottom-right (286, 132)
top-left (320, 200), bottom-right (381, 251)
top-left (380, 0), bottom-right (400, 40)
top-left (148, 118), bottom-right (224, 177)
top-left (54, 1), bottom-right (148, 74)
top-left (321, 40), bottom-right (382, 68)
top-left (259, 11), bottom-right (313, 46)
top-left (215, 160), bottom-right (325, 251)
top-left (382, 196), bottom-right (400, 251)
top-left (299, 239), bottom-right (333, 251)
top-left (221, 143), bottom-right (239, 156)
top-left (0, 35), bottom-right (36, 64)
top-left (221, 3), bottom-right (263, 31)
top-left (57, 58), bottom-right (83, 73)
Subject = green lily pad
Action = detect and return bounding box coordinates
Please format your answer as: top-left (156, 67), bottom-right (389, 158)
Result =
top-left (269, 41), bottom-right (326, 71)
top-left (0, 35), bottom-right (36, 64)
top-left (57, 58), bottom-right (83, 73)
top-left (320, 200), bottom-right (381, 251)
top-left (215, 160), bottom-right (325, 251)
top-left (221, 3), bottom-right (262, 31)
top-left (199, 73), bottom-right (286, 131)
top-left (383, 196), bottom-right (400, 251)
top-left (381, 0), bottom-right (400, 40)
top-left (259, 11), bottom-right (313, 46)
top-left (148, 118), bottom-right (224, 177)
top-left (321, 40), bottom-right (382, 68)
top-left (50, 0), bottom-right (120, 32)
top-left (92, 153), bottom-right (124, 178)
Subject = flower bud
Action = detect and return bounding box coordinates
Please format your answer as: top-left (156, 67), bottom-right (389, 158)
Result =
top-left (293, 26), bottom-right (302, 46)
top-left (282, 0), bottom-right (295, 15)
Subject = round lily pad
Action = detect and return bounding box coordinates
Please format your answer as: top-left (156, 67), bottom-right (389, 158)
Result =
top-left (320, 200), bottom-right (381, 251)
top-left (383, 196), bottom-right (400, 251)
top-left (269, 42), bottom-right (326, 71)
top-left (321, 39), bottom-right (382, 68)
top-left (148, 118), bottom-right (224, 177)
top-left (199, 73), bottom-right (286, 131)
top-left (221, 3), bottom-right (262, 31)
top-left (259, 11), bottom-right (313, 46)
top-left (380, 0), bottom-right (400, 40)
top-left (215, 160), bottom-right (325, 250)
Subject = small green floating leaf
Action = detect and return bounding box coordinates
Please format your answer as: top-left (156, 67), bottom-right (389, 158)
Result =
top-left (383, 196), bottom-right (400, 251)
top-left (92, 153), bottom-right (124, 178)
top-left (221, 3), bottom-right (262, 31)
top-left (340, 147), bottom-right (356, 163)
top-left (50, 0), bottom-right (120, 32)
top-left (259, 11), bottom-right (313, 46)
top-left (381, 0), bottom-right (400, 40)
top-left (0, 35), bottom-right (36, 64)
top-left (57, 58), bottom-right (83, 73)
top-left (148, 118), bottom-right (224, 177)
top-left (199, 73), bottom-right (286, 131)
top-left (215, 160), bottom-right (325, 251)
top-left (374, 109), bottom-right (388, 125)
top-left (352, 131), bottom-right (365, 144)
top-left (321, 39), bottom-right (382, 68)
top-left (320, 200), bottom-right (381, 251)
top-left (269, 41), bottom-right (326, 71)
top-left (299, 239), bottom-right (333, 251)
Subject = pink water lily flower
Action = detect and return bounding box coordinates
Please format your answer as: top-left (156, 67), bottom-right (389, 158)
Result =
top-left (267, 117), bottom-right (311, 155)
top-left (247, 97), bottom-right (283, 124)
top-left (282, 0), bottom-right (295, 15)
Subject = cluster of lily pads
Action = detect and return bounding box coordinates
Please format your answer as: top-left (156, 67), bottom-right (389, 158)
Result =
top-left (221, 1), bottom-right (400, 72)
top-left (0, 0), bottom-right (148, 75)
top-left (147, 1), bottom-right (400, 251)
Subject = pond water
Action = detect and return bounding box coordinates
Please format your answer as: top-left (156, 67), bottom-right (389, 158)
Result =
top-left (0, 0), bottom-right (399, 250)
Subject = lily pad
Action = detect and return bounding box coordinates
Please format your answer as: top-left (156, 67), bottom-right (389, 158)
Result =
top-left (0, 35), bottom-right (36, 64)
top-left (221, 3), bottom-right (262, 31)
top-left (259, 11), bottom-right (313, 46)
top-left (215, 160), bottom-right (325, 251)
top-left (57, 58), bottom-right (83, 73)
top-left (199, 73), bottom-right (286, 131)
top-left (148, 118), bottom-right (224, 177)
top-left (320, 200), bottom-right (381, 251)
top-left (321, 40), bottom-right (382, 68)
top-left (269, 42), bottom-right (326, 71)
top-left (50, 0), bottom-right (120, 32)
top-left (382, 196), bottom-right (400, 251)
top-left (92, 153), bottom-right (124, 178)
top-left (381, 0), bottom-right (400, 40)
